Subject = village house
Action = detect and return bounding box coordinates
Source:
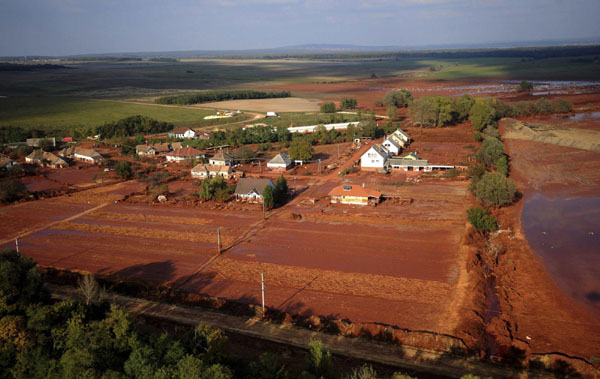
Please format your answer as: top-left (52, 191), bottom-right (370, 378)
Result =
top-left (25, 150), bottom-right (68, 168)
top-left (191, 163), bottom-right (232, 179)
top-left (73, 148), bottom-right (105, 164)
top-left (170, 142), bottom-right (183, 150)
top-left (387, 152), bottom-right (455, 172)
top-left (165, 146), bottom-right (204, 162)
top-left (389, 128), bottom-right (410, 147)
top-left (168, 127), bottom-right (196, 139)
top-left (209, 150), bottom-right (234, 166)
top-left (360, 145), bottom-right (389, 170)
top-left (382, 137), bottom-right (403, 155)
top-left (267, 152), bottom-right (293, 170)
top-left (58, 146), bottom-right (76, 159)
top-left (234, 178), bottom-right (275, 203)
top-left (0, 157), bottom-right (19, 171)
top-left (152, 143), bottom-right (171, 155)
top-left (136, 145), bottom-right (157, 156)
top-left (328, 184), bottom-right (382, 206)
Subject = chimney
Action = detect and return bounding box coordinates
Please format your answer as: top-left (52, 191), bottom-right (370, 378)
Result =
top-left (362, 183), bottom-right (365, 188)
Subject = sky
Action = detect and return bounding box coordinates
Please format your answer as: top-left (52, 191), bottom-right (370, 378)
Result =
top-left (1, 0), bottom-right (600, 56)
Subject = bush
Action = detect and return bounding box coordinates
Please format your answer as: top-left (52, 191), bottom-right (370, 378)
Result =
top-left (320, 102), bottom-right (336, 113)
top-left (536, 98), bottom-right (552, 115)
top-left (552, 98), bottom-right (573, 113)
top-left (199, 176), bottom-right (228, 201)
top-left (518, 80), bottom-right (533, 91)
top-left (476, 137), bottom-right (504, 167)
top-left (473, 132), bottom-right (483, 142)
top-left (386, 105), bottom-right (398, 120)
top-left (467, 206), bottom-right (497, 232)
top-left (340, 98), bottom-right (358, 110)
top-left (0, 178), bottom-right (28, 203)
top-left (475, 172), bottom-right (516, 207)
top-left (469, 102), bottom-right (496, 131)
top-left (482, 126), bottom-right (499, 139)
top-left (496, 156), bottom-right (508, 176)
top-left (114, 160), bottom-right (132, 179)
top-left (382, 90), bottom-right (413, 108)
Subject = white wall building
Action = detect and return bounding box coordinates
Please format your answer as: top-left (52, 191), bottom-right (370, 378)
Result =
top-left (360, 145), bottom-right (388, 170)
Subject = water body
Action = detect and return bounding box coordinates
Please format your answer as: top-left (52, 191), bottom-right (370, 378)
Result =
top-left (552, 111), bottom-right (600, 121)
top-left (522, 193), bottom-right (600, 316)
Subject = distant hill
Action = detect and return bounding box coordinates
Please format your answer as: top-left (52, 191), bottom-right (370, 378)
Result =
top-left (2, 37), bottom-right (599, 61)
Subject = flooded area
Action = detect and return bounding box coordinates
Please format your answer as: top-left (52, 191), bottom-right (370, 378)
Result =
top-left (552, 111), bottom-right (600, 121)
top-left (522, 193), bottom-right (600, 316)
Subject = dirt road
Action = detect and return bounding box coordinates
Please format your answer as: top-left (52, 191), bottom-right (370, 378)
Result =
top-left (48, 283), bottom-right (519, 378)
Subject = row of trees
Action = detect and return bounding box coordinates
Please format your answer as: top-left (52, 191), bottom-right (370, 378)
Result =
top-left (0, 249), bottom-right (421, 378)
top-left (96, 115), bottom-right (174, 139)
top-left (406, 94), bottom-right (573, 130)
top-left (320, 97), bottom-right (358, 114)
top-left (155, 90), bottom-right (291, 105)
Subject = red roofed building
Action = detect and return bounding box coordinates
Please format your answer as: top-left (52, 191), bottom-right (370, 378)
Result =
top-left (166, 147), bottom-right (204, 162)
top-left (328, 184), bottom-right (381, 206)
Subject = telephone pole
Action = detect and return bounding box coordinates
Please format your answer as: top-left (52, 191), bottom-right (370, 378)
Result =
top-left (261, 272), bottom-right (265, 316)
top-left (15, 237), bottom-right (19, 254)
top-left (217, 227), bottom-right (221, 254)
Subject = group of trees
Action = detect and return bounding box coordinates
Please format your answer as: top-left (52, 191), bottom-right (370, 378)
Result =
top-left (155, 90), bottom-right (291, 105)
top-left (96, 115), bottom-right (174, 139)
top-left (0, 178), bottom-right (28, 203)
top-left (262, 176), bottom-right (289, 209)
top-left (198, 175), bottom-right (232, 202)
top-left (1, 249), bottom-right (423, 378)
top-left (407, 94), bottom-right (573, 131)
top-left (320, 97), bottom-right (358, 114)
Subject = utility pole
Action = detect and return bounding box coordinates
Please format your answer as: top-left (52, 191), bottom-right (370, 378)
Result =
top-left (337, 144), bottom-right (340, 159)
top-left (217, 227), bottom-right (221, 254)
top-left (318, 159), bottom-right (321, 175)
top-left (15, 237), bottom-right (19, 254)
top-left (261, 272), bottom-right (265, 316)
top-left (262, 199), bottom-right (266, 219)
top-left (259, 160), bottom-right (262, 173)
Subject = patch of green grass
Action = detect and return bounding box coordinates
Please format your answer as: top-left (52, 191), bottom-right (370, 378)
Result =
top-left (0, 96), bottom-right (248, 130)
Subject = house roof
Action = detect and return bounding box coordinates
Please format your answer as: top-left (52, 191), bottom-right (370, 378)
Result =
top-left (211, 150), bottom-right (234, 161)
top-left (388, 157), bottom-right (429, 166)
top-left (136, 144), bottom-right (155, 153)
top-left (75, 148), bottom-right (103, 159)
top-left (392, 128), bottom-right (410, 141)
top-left (27, 150), bottom-right (66, 165)
top-left (234, 178), bottom-right (274, 196)
top-left (363, 145), bottom-right (388, 160)
top-left (172, 127), bottom-right (194, 134)
top-left (383, 137), bottom-right (402, 151)
top-left (328, 184), bottom-right (381, 198)
top-left (401, 152), bottom-right (419, 160)
top-left (167, 146), bottom-right (203, 158)
top-left (170, 142), bottom-right (183, 150)
top-left (152, 143), bottom-right (171, 152)
top-left (268, 152), bottom-right (292, 166)
top-left (191, 164), bottom-right (231, 174)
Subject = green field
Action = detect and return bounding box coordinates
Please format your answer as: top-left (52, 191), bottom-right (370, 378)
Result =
top-left (0, 96), bottom-right (249, 131)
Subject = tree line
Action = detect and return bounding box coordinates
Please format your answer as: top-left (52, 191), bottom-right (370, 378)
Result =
top-left (155, 90), bottom-right (291, 105)
top-left (0, 249), bottom-right (419, 379)
top-left (96, 115), bottom-right (174, 139)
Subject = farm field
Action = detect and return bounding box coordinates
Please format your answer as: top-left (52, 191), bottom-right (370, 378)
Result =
top-left (195, 97), bottom-right (321, 112)
top-left (0, 96), bottom-right (251, 132)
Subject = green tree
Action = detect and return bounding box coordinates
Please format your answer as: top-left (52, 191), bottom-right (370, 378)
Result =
top-left (262, 185), bottom-right (276, 210)
top-left (345, 364), bottom-right (379, 379)
top-left (0, 178), bottom-right (28, 203)
top-left (386, 105), bottom-right (398, 120)
top-left (199, 176), bottom-right (228, 201)
top-left (536, 98), bottom-right (552, 115)
top-left (247, 352), bottom-right (288, 379)
top-left (302, 339), bottom-right (334, 379)
top-left (275, 176), bottom-right (288, 204)
top-left (340, 98), bottom-right (358, 110)
top-left (409, 97), bottom-right (436, 128)
top-left (189, 323), bottom-right (228, 363)
top-left (476, 137), bottom-right (504, 167)
top-left (288, 138), bottom-right (314, 161)
top-left (320, 102), bottom-right (336, 113)
top-left (475, 172), bottom-right (516, 207)
top-left (469, 102), bottom-right (496, 131)
top-left (473, 132), bottom-right (483, 142)
top-left (518, 80), bottom-right (534, 92)
top-left (382, 90), bottom-right (413, 108)
top-left (39, 139), bottom-right (54, 152)
top-left (234, 146), bottom-right (255, 164)
top-left (114, 160), bottom-right (132, 179)
top-left (466, 207), bottom-right (498, 232)
top-left (0, 249), bottom-right (47, 314)
top-left (453, 94), bottom-right (475, 121)
top-left (552, 98), bottom-right (573, 113)
top-left (496, 156), bottom-right (508, 176)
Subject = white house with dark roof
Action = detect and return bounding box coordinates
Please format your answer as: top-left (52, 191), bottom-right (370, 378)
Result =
top-left (209, 150), bottom-right (234, 166)
top-left (267, 152), bottom-right (293, 170)
top-left (234, 178), bottom-right (275, 203)
top-left (360, 145), bottom-right (389, 170)
top-left (73, 148), bottom-right (104, 164)
top-left (191, 164), bottom-right (232, 179)
top-left (168, 128), bottom-right (196, 139)
top-left (382, 137), bottom-right (402, 155)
